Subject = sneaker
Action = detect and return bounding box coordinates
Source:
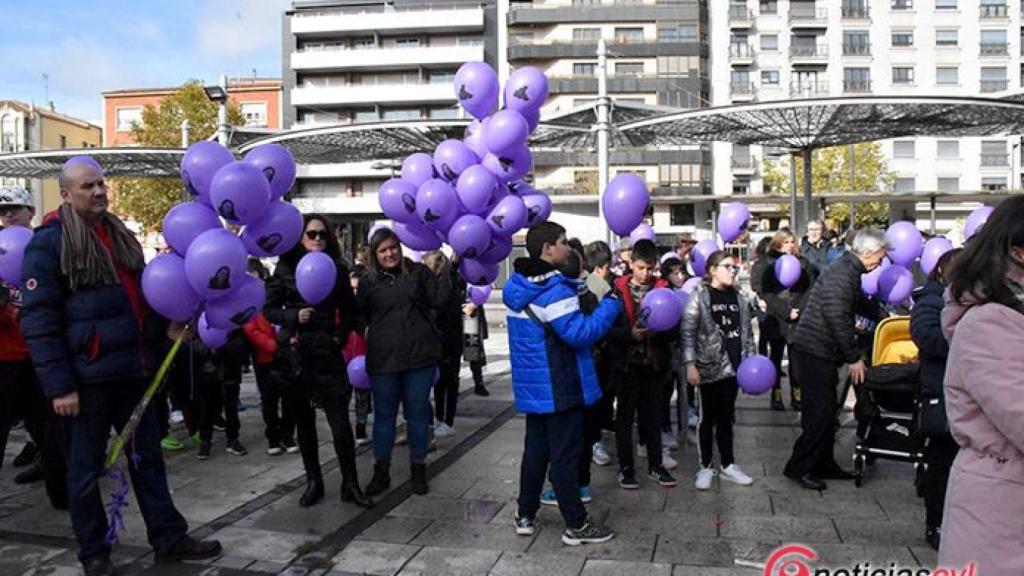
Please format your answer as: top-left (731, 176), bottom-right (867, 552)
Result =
top-left (513, 513), bottom-right (536, 536)
top-left (434, 422), bottom-right (455, 437)
top-left (661, 430), bottom-right (679, 450)
top-left (266, 444), bottom-right (283, 456)
top-left (197, 441), bottom-right (212, 460)
top-left (226, 440), bottom-right (248, 456)
top-left (355, 424), bottom-right (371, 446)
top-left (161, 435), bottom-right (184, 452)
top-left (540, 488), bottom-right (558, 506)
top-left (190, 432), bottom-right (201, 446)
top-left (213, 417), bottom-right (226, 432)
top-left (592, 442), bottom-right (611, 466)
top-left (687, 410), bottom-right (699, 429)
top-left (237, 400), bottom-right (247, 412)
top-left (694, 467), bottom-right (716, 490)
top-left (282, 438), bottom-right (299, 454)
top-left (170, 410), bottom-right (185, 424)
top-left (637, 444), bottom-right (647, 459)
top-left (617, 468), bottom-right (639, 490)
top-left (562, 517), bottom-right (615, 546)
top-left (579, 485), bottom-right (593, 504)
top-left (649, 466), bottom-right (677, 487)
top-left (661, 449), bottom-right (678, 471)
top-left (719, 464), bottom-right (754, 486)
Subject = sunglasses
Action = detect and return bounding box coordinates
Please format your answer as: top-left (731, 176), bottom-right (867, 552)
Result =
top-left (305, 230), bottom-right (329, 240)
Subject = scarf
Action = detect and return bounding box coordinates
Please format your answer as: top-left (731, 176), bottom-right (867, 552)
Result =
top-left (59, 204), bottom-right (145, 291)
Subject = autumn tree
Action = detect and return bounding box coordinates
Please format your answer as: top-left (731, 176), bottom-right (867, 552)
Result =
top-left (762, 142), bottom-right (896, 229)
top-left (112, 81), bottom-right (244, 231)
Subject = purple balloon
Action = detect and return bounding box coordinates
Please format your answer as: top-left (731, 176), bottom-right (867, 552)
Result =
top-left (718, 202), bottom-right (751, 244)
top-left (205, 273), bottom-right (266, 330)
top-left (198, 312), bottom-right (229, 349)
top-left (433, 139), bottom-right (479, 183)
top-left (210, 162), bottom-right (272, 225)
top-left (468, 284), bottom-right (492, 306)
top-left (241, 200), bottom-right (304, 258)
top-left (456, 165), bottom-right (498, 215)
top-left (448, 214), bottom-right (491, 259)
top-left (861, 257), bottom-right (892, 296)
top-left (522, 108), bottom-right (541, 133)
top-left (180, 141), bottom-right (234, 204)
top-left (296, 251), bottom-right (337, 306)
top-left (184, 228), bottom-right (248, 299)
top-left (602, 173), bottom-right (649, 236)
top-left (477, 233), bottom-right (513, 265)
top-left (920, 237), bottom-right (954, 276)
top-left (401, 153), bottom-right (438, 187)
top-left (504, 66), bottom-right (549, 113)
top-left (682, 277), bottom-right (702, 295)
top-left (463, 120), bottom-right (489, 160)
top-left (506, 180), bottom-right (534, 197)
top-left (163, 202), bottom-right (222, 257)
top-left (347, 355), bottom-right (370, 390)
top-left (690, 240), bottom-right (720, 277)
top-left (629, 223), bottom-right (656, 245)
top-left (522, 193), bottom-right (552, 226)
top-left (482, 146), bottom-right (532, 183)
top-left (487, 195), bottom-right (528, 237)
top-left (0, 225), bottom-right (33, 287)
top-left (639, 287), bottom-right (681, 332)
top-left (774, 254), bottom-right (801, 289)
top-left (243, 143), bottom-right (296, 201)
top-left (737, 355), bottom-right (777, 395)
top-left (486, 183), bottom-right (510, 212)
top-left (965, 206), bottom-right (994, 239)
top-left (885, 221), bottom-right (923, 268)
top-left (484, 109), bottom-right (529, 155)
top-left (673, 287), bottom-right (689, 312)
top-left (394, 221), bottom-right (442, 252)
top-left (460, 258), bottom-right (499, 286)
top-left (878, 264), bottom-right (914, 305)
top-left (416, 179), bottom-right (460, 232)
top-left (379, 178), bottom-right (420, 224)
top-left (141, 254), bottom-right (201, 322)
top-left (454, 61), bottom-right (499, 120)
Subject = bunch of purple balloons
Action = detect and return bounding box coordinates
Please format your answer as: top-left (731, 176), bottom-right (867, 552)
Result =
top-left (378, 61), bottom-right (553, 289)
top-left (143, 141), bottom-right (303, 348)
top-left (863, 219), bottom-right (960, 306)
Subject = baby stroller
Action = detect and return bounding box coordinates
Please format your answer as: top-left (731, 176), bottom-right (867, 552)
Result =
top-left (851, 316), bottom-right (925, 490)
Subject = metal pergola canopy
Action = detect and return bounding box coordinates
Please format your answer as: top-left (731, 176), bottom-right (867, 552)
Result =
top-left (0, 148), bottom-right (185, 179)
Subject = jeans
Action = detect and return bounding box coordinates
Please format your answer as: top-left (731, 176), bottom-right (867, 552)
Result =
top-left (696, 377), bottom-right (739, 468)
top-left (67, 381), bottom-right (188, 562)
top-left (434, 356), bottom-right (461, 427)
top-left (517, 408), bottom-right (586, 529)
top-left (371, 367), bottom-right (435, 464)
top-left (254, 364), bottom-right (294, 445)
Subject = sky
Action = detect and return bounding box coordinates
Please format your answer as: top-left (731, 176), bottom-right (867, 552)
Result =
top-left (0, 0), bottom-right (290, 125)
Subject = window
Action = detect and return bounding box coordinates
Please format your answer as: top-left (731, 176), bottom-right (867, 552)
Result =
top-left (935, 29), bottom-right (958, 47)
top-left (574, 170), bottom-right (597, 194)
top-left (981, 177), bottom-right (1007, 191)
top-left (660, 164), bottom-right (703, 188)
top-left (891, 31), bottom-right (913, 47)
top-left (937, 140), bottom-right (959, 159)
top-left (732, 178), bottom-right (751, 195)
top-left (381, 108), bottom-right (419, 121)
top-left (393, 37), bottom-right (420, 47)
top-left (573, 62), bottom-right (597, 77)
top-left (843, 30), bottom-right (870, 55)
top-left (893, 177), bottom-right (916, 193)
top-left (115, 107), bottom-right (142, 132)
top-left (982, 140), bottom-right (1007, 165)
top-left (761, 70), bottom-right (780, 85)
top-left (617, 98), bottom-right (646, 106)
top-left (614, 27), bottom-right (644, 43)
top-left (59, 135), bottom-right (67, 149)
top-left (843, 67), bottom-right (871, 92)
top-left (893, 141), bottom-right (915, 158)
top-left (353, 37), bottom-right (376, 49)
top-left (429, 71), bottom-right (456, 85)
top-left (936, 66), bottom-right (958, 85)
top-left (981, 66), bottom-right (1008, 91)
top-left (934, 0), bottom-right (956, 9)
top-left (759, 0), bottom-right (778, 14)
top-left (657, 23), bottom-right (697, 42)
top-left (981, 29), bottom-right (1008, 54)
top-left (892, 67), bottom-right (915, 84)
top-left (353, 109), bottom-right (380, 123)
top-left (657, 56), bottom-right (702, 76)
top-left (1, 115), bottom-right (16, 153)
top-left (890, 0), bottom-right (913, 8)
top-left (760, 34), bottom-right (778, 51)
top-left (240, 102), bottom-right (268, 127)
top-left (428, 107), bottom-right (459, 119)
top-left (615, 62), bottom-right (645, 77)
top-left (573, 98), bottom-right (597, 107)
top-left (573, 28), bottom-right (601, 41)
top-left (670, 204), bottom-right (696, 226)
top-left (980, 0), bottom-right (1008, 18)
top-left (937, 177), bottom-right (959, 192)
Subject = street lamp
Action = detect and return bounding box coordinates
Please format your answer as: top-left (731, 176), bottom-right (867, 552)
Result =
top-left (204, 74), bottom-right (230, 146)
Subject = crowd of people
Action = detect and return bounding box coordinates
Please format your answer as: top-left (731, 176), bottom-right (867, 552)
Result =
top-left (1, 156), bottom-right (1022, 574)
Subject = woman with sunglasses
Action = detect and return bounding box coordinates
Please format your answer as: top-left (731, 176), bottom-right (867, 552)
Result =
top-left (357, 228), bottom-right (451, 496)
top-left (264, 214), bottom-right (372, 508)
top-left (682, 251), bottom-right (756, 491)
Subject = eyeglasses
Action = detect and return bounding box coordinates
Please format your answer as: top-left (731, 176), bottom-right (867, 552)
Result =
top-left (717, 264), bottom-right (740, 274)
top-left (305, 230), bottom-right (329, 240)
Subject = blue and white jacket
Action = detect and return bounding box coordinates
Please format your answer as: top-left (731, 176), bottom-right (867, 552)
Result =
top-left (503, 257), bottom-right (620, 414)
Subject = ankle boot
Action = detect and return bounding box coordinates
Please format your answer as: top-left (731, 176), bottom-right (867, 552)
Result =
top-left (411, 462), bottom-right (429, 495)
top-left (341, 480), bottom-right (374, 508)
top-left (364, 460), bottom-right (391, 497)
top-left (299, 474), bottom-right (324, 507)
top-left (770, 388), bottom-right (785, 411)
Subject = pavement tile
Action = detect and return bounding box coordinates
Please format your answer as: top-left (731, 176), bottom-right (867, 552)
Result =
top-left (832, 518), bottom-right (924, 547)
top-left (411, 519), bottom-right (535, 553)
top-left (771, 494), bottom-right (888, 519)
top-left (356, 517), bottom-right (433, 545)
top-left (653, 537), bottom-right (780, 568)
top-left (247, 559), bottom-right (292, 573)
top-left (580, 558), bottom-right (673, 576)
top-left (390, 495), bottom-right (504, 524)
top-left (489, 551), bottom-right (585, 576)
top-left (798, 543), bottom-right (918, 569)
top-left (331, 541), bottom-right (421, 576)
top-left (717, 515), bottom-right (839, 544)
top-left (206, 526), bottom-right (317, 562)
top-left (527, 527), bottom-right (656, 563)
top-left (397, 546), bottom-right (501, 576)
top-left (0, 542), bottom-right (69, 574)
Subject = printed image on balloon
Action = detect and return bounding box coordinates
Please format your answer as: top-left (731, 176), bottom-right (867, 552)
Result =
top-left (454, 62), bottom-right (499, 120)
top-left (205, 273), bottom-right (266, 330)
top-left (456, 165), bottom-right (498, 215)
top-left (476, 233), bottom-right (513, 265)
top-left (460, 258), bottom-right (499, 286)
top-left (433, 140), bottom-right (479, 183)
top-left (487, 195), bottom-right (528, 237)
top-left (394, 221), bottom-right (443, 252)
top-left (416, 179), bottom-right (460, 232)
top-left (209, 162), bottom-right (272, 225)
top-left (522, 193), bottom-right (552, 226)
top-left (718, 202), bottom-right (751, 244)
top-left (378, 178), bottom-right (420, 224)
top-left (243, 143), bottom-right (297, 201)
top-left (241, 200), bottom-right (304, 258)
top-left (180, 141), bottom-right (234, 203)
top-left (482, 146), bottom-right (532, 183)
top-left (448, 214), bottom-right (491, 259)
top-left (639, 287), bottom-right (681, 332)
top-left (504, 67), bottom-right (549, 114)
top-left (402, 153), bottom-right (438, 187)
top-left (185, 228), bottom-right (248, 299)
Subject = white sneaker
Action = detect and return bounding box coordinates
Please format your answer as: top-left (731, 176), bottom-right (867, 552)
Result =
top-left (637, 445), bottom-right (647, 458)
top-left (695, 467), bottom-right (716, 490)
top-left (434, 422), bottom-right (455, 437)
top-left (661, 431), bottom-right (679, 450)
top-left (170, 410), bottom-right (184, 424)
top-left (592, 442), bottom-right (612, 466)
top-left (719, 464), bottom-right (754, 486)
top-left (661, 449), bottom-right (678, 471)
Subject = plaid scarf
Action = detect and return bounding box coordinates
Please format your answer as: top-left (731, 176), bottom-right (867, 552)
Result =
top-left (59, 204), bottom-right (145, 291)
top-left (1006, 277), bottom-right (1024, 313)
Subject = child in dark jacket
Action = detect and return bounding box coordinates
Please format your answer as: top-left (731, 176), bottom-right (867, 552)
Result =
top-left (195, 328), bottom-right (249, 460)
top-left (244, 312), bottom-right (294, 456)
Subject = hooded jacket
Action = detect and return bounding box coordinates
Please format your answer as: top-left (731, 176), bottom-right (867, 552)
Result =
top-left (909, 281), bottom-right (948, 408)
top-left (504, 257), bottom-right (620, 414)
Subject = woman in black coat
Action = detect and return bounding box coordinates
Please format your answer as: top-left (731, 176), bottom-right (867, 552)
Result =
top-left (357, 228), bottom-right (450, 496)
top-left (760, 229), bottom-right (817, 411)
top-left (264, 214), bottom-right (372, 508)
top-left (422, 251), bottom-right (467, 434)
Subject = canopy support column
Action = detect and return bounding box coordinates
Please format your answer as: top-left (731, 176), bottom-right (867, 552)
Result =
top-left (802, 148), bottom-right (813, 233)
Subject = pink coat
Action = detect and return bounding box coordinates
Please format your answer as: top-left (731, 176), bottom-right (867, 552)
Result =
top-left (938, 267), bottom-right (1024, 575)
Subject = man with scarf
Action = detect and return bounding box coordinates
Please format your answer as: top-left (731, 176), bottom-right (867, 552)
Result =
top-left (20, 157), bottom-right (221, 576)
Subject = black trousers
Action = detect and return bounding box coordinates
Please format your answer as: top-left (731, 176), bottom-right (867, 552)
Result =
top-left (696, 377), bottom-right (739, 468)
top-left (433, 355), bottom-right (461, 426)
top-left (613, 366), bottom-right (664, 471)
top-left (784, 351), bottom-right (841, 478)
top-left (517, 408), bottom-right (586, 529)
top-left (0, 360), bottom-right (66, 497)
top-left (288, 372), bottom-right (359, 484)
top-left (578, 401), bottom-right (604, 487)
top-left (198, 381), bottom-right (240, 442)
top-left (470, 361), bottom-right (485, 388)
top-left (923, 433), bottom-right (958, 530)
top-left (254, 364), bottom-right (294, 446)
top-left (660, 369), bottom-right (679, 434)
top-left (767, 336), bottom-right (787, 391)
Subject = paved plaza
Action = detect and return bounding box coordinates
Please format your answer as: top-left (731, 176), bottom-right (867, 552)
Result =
top-left (0, 327), bottom-right (938, 575)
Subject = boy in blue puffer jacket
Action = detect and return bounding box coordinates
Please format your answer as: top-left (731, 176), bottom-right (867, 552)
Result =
top-left (504, 222), bottom-right (621, 546)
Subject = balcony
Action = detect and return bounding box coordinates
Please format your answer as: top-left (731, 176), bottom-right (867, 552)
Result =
top-left (291, 83), bottom-right (455, 106)
top-left (507, 0), bottom-right (698, 25)
top-left (729, 43), bottom-right (755, 64)
top-left (790, 80), bottom-right (829, 97)
top-left (291, 5), bottom-right (484, 35)
top-left (890, 0), bottom-right (912, 8)
top-left (981, 153), bottom-right (1009, 166)
top-left (729, 5), bottom-right (754, 27)
top-left (980, 4), bottom-right (1009, 19)
top-left (980, 42), bottom-right (1009, 56)
top-left (789, 5), bottom-right (828, 27)
top-left (730, 82), bottom-right (756, 101)
top-left (731, 155), bottom-right (757, 174)
top-left (841, 5), bottom-right (870, 19)
top-left (547, 73), bottom-right (704, 94)
top-left (843, 79), bottom-right (872, 93)
top-left (842, 43), bottom-right (870, 56)
top-left (981, 79), bottom-right (1008, 92)
top-left (291, 44), bottom-right (484, 71)
top-left (507, 36), bottom-right (700, 60)
top-left (790, 44), bottom-right (829, 63)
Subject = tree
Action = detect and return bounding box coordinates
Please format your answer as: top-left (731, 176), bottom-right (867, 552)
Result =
top-left (112, 82), bottom-right (244, 231)
top-left (761, 142), bottom-right (896, 230)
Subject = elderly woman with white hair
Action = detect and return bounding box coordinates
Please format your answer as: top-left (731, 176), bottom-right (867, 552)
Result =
top-left (783, 228), bottom-right (888, 491)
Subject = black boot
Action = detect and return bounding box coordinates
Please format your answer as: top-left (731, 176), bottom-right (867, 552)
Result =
top-left (365, 460), bottom-right (391, 497)
top-left (299, 474), bottom-right (324, 507)
top-left (13, 442), bottom-right (38, 467)
top-left (411, 462), bottom-right (429, 495)
top-left (341, 481), bottom-right (374, 508)
top-left (770, 388), bottom-right (785, 411)
top-left (473, 384), bottom-right (490, 397)
top-left (155, 535), bottom-right (223, 563)
top-left (82, 556), bottom-right (117, 576)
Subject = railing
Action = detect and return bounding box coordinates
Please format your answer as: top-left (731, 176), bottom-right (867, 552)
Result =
top-left (509, 0), bottom-right (658, 9)
top-left (980, 4), bottom-right (1008, 18)
top-left (730, 82), bottom-right (756, 95)
top-left (731, 155), bottom-right (756, 169)
top-left (547, 72), bottom-right (702, 81)
top-left (843, 43), bottom-right (870, 55)
top-left (296, 41), bottom-right (483, 53)
top-left (841, 5), bottom-right (870, 18)
top-left (981, 79), bottom-right (1009, 92)
top-left (981, 153), bottom-right (1009, 166)
top-left (790, 80), bottom-right (829, 97)
top-left (843, 79), bottom-right (872, 93)
top-left (729, 5), bottom-right (754, 21)
top-left (790, 6), bottom-right (828, 21)
top-left (790, 44), bottom-right (829, 58)
top-left (507, 36), bottom-right (656, 46)
top-left (980, 42), bottom-right (1009, 55)
top-left (294, 3), bottom-right (481, 17)
top-left (890, 0), bottom-right (912, 9)
top-left (729, 44), bottom-right (755, 58)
